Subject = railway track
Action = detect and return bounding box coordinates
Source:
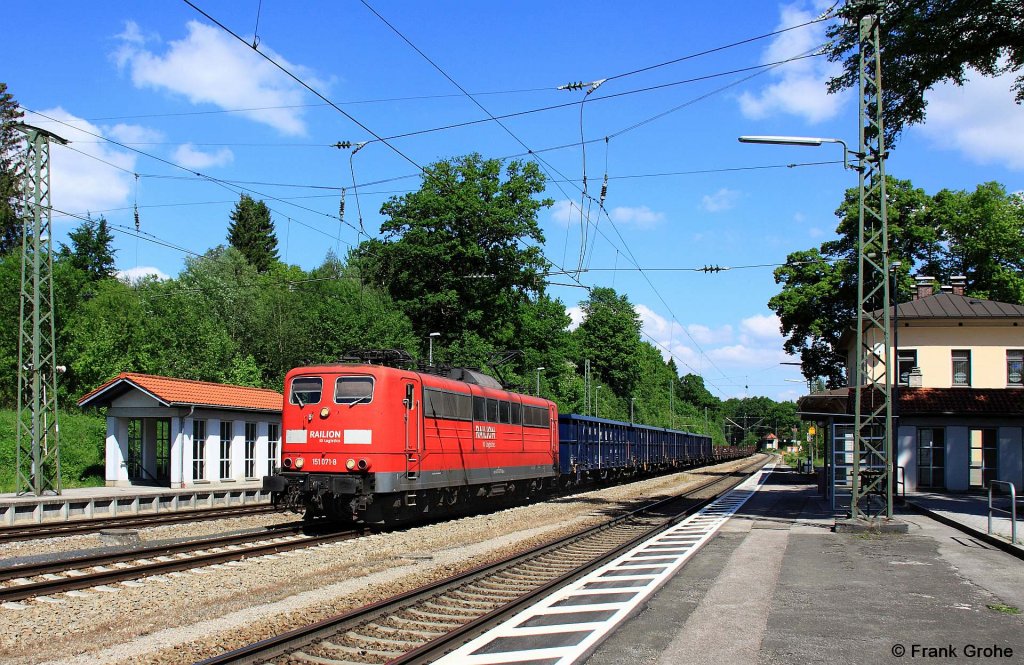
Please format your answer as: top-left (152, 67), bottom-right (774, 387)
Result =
top-left (0, 504), bottom-right (281, 544)
top-left (197, 457), bottom-right (767, 665)
top-left (0, 522), bottom-right (361, 604)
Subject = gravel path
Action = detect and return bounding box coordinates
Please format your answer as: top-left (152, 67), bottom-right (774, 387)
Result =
top-left (0, 457), bottom-right (762, 665)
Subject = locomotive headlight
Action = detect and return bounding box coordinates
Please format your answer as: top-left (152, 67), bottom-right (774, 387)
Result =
top-left (319, 407), bottom-right (330, 419)
top-left (346, 458), bottom-right (356, 470)
top-left (294, 457), bottom-right (305, 469)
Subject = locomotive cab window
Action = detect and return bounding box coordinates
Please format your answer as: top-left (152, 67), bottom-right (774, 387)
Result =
top-left (335, 376), bottom-right (374, 404)
top-left (290, 377), bottom-right (323, 405)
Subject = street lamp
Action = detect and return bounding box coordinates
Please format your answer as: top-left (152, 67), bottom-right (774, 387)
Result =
top-left (595, 385), bottom-right (601, 418)
top-left (738, 135), bottom-right (859, 171)
top-left (428, 332), bottom-right (440, 365)
top-left (630, 397), bottom-right (635, 423)
top-left (535, 367), bottom-right (545, 396)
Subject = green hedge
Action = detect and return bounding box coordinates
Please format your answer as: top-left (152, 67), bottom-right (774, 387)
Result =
top-left (0, 409), bottom-right (106, 493)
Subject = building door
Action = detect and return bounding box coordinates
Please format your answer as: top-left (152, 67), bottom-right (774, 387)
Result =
top-left (916, 428), bottom-right (945, 490)
top-left (155, 419), bottom-right (171, 484)
top-left (969, 428), bottom-right (997, 489)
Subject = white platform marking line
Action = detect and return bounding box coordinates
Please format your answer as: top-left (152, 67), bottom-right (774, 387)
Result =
top-left (434, 464), bottom-right (774, 665)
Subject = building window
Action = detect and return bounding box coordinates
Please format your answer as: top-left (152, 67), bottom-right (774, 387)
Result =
top-left (244, 422), bottom-right (257, 478)
top-left (1008, 350), bottom-right (1023, 386)
top-left (219, 421), bottom-right (233, 480)
top-left (969, 428), bottom-right (997, 489)
top-left (192, 420), bottom-right (207, 481)
top-left (916, 428), bottom-right (945, 489)
top-left (126, 418), bottom-right (143, 481)
top-left (897, 349), bottom-right (917, 385)
top-left (267, 423), bottom-right (280, 475)
top-left (951, 350), bottom-right (971, 386)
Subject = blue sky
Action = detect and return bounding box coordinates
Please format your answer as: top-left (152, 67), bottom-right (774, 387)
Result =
top-left (6, 1), bottom-right (1023, 401)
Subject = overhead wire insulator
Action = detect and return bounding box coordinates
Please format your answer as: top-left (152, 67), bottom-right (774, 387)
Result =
top-left (339, 187), bottom-right (346, 220)
top-left (333, 141), bottom-right (354, 149)
top-left (558, 81), bottom-right (586, 91)
top-left (133, 172), bottom-right (140, 231)
top-left (599, 174), bottom-right (608, 208)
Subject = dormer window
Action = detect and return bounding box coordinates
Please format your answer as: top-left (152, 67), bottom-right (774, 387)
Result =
top-left (951, 350), bottom-right (971, 386)
top-left (1009, 350), bottom-right (1023, 387)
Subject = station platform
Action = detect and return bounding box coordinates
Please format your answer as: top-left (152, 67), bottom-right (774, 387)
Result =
top-left (907, 490), bottom-right (1022, 550)
top-left (584, 467), bottom-right (1023, 665)
top-left (0, 481), bottom-right (270, 526)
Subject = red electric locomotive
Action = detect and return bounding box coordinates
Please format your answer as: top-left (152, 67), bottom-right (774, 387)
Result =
top-left (265, 362), bottom-right (559, 522)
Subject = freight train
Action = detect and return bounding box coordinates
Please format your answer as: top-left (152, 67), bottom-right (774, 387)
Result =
top-left (263, 360), bottom-right (750, 523)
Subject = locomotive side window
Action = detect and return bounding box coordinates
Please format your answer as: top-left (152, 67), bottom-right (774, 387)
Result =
top-left (424, 389), bottom-right (472, 420)
top-left (510, 402), bottom-right (521, 425)
top-left (290, 377), bottom-right (322, 405)
top-left (523, 405), bottom-right (550, 429)
top-left (335, 376), bottom-right (374, 404)
top-left (499, 401), bottom-right (511, 424)
top-left (486, 398), bottom-right (499, 423)
top-left (473, 396), bottom-right (486, 421)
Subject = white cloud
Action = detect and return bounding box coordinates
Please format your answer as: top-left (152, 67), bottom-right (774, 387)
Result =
top-left (700, 188), bottom-right (741, 213)
top-left (114, 20), bottom-right (326, 136)
top-left (550, 199), bottom-right (578, 226)
top-left (609, 205), bottom-right (665, 228)
top-left (740, 313), bottom-right (782, 340)
top-left (106, 123), bottom-right (164, 145)
top-left (118, 266), bottom-right (170, 283)
top-left (23, 108), bottom-right (137, 216)
top-left (737, 2), bottom-right (843, 123)
top-left (916, 65), bottom-right (1024, 170)
top-left (172, 143), bottom-right (234, 169)
top-left (566, 305), bottom-right (585, 331)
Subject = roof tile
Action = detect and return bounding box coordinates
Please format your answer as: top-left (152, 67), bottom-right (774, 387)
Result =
top-left (79, 372), bottom-right (282, 412)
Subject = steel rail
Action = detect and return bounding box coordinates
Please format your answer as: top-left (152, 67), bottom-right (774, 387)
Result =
top-left (0, 526), bottom-right (362, 603)
top-left (195, 456), bottom-right (766, 665)
top-left (0, 504), bottom-right (280, 544)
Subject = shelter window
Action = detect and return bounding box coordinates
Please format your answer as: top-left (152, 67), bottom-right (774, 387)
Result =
top-left (192, 419), bottom-right (207, 481)
top-left (244, 422), bottom-right (258, 478)
top-left (335, 376), bottom-right (374, 405)
top-left (1008, 350), bottom-right (1023, 386)
top-left (267, 423), bottom-right (280, 474)
top-left (290, 377), bottom-right (322, 405)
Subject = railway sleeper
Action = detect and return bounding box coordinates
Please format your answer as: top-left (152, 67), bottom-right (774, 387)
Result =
top-left (461, 584), bottom-right (523, 599)
top-left (407, 606), bottom-right (476, 623)
top-left (370, 620), bottom-right (444, 641)
top-left (306, 639), bottom-right (401, 662)
top-left (447, 589), bottom-right (508, 605)
top-left (388, 613), bottom-right (462, 631)
top-left (342, 628), bottom-right (422, 649)
top-left (291, 649), bottom-right (362, 665)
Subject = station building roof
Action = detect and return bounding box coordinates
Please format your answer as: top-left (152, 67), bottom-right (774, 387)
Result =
top-left (78, 372), bottom-right (282, 412)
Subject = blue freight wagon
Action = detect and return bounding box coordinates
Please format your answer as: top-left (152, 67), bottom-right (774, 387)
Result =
top-left (557, 413), bottom-right (714, 482)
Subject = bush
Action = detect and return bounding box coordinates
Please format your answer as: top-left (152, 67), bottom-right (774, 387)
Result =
top-left (0, 409), bottom-right (106, 493)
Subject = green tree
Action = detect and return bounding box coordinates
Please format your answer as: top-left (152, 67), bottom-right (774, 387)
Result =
top-left (58, 216), bottom-right (116, 281)
top-left (826, 0), bottom-right (1024, 146)
top-left (576, 287), bottom-right (643, 397)
top-left (1, 82), bottom-right (26, 256)
top-left (933, 182), bottom-right (1024, 304)
top-left (770, 177), bottom-right (942, 387)
top-left (353, 153), bottom-right (551, 348)
top-left (227, 194), bottom-right (279, 273)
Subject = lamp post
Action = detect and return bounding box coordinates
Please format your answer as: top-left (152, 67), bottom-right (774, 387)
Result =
top-left (595, 385), bottom-right (601, 418)
top-left (535, 367), bottom-right (545, 396)
top-left (630, 397), bottom-right (635, 423)
top-left (738, 135), bottom-right (859, 170)
top-left (428, 332), bottom-right (440, 365)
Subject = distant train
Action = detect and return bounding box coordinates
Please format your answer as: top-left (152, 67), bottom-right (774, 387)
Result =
top-left (263, 361), bottom-right (751, 522)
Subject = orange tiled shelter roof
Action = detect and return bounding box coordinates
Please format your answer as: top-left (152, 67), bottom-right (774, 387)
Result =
top-left (78, 372), bottom-right (282, 412)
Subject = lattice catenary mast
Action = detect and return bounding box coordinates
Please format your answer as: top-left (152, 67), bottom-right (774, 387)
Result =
top-left (14, 124), bottom-right (67, 496)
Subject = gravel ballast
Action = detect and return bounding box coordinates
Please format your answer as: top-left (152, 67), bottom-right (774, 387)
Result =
top-left (0, 456), bottom-right (763, 665)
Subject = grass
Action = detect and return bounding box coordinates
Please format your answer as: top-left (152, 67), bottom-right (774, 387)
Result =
top-left (987, 604), bottom-right (1021, 615)
top-left (0, 408), bottom-right (107, 493)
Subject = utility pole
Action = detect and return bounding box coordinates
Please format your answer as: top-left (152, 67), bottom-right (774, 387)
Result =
top-left (15, 124), bottom-right (67, 496)
top-left (850, 1), bottom-right (894, 521)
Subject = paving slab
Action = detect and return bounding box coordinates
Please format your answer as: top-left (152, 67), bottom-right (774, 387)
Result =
top-left (586, 468), bottom-right (1024, 665)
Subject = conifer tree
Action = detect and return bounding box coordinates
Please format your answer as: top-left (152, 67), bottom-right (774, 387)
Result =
top-left (0, 82), bottom-right (26, 256)
top-left (227, 194), bottom-right (279, 273)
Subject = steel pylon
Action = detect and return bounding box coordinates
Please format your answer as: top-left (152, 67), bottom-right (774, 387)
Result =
top-left (14, 124), bottom-right (67, 496)
top-left (850, 2), bottom-right (893, 519)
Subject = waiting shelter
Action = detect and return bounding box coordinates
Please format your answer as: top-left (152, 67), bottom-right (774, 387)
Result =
top-left (78, 373), bottom-right (282, 489)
